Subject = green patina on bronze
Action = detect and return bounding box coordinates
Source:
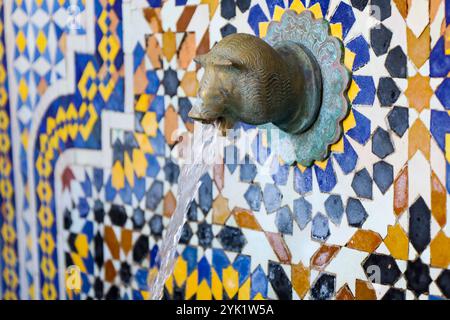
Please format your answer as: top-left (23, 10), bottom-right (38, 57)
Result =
top-left (189, 10), bottom-right (350, 167)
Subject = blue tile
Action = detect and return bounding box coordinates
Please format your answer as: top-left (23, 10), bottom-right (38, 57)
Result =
top-left (430, 38), bottom-right (450, 77)
top-left (198, 256), bottom-right (211, 286)
top-left (271, 161), bottom-right (289, 185)
top-left (293, 197), bottom-right (312, 230)
top-left (199, 174), bottom-right (213, 214)
top-left (352, 76), bottom-right (376, 106)
top-left (233, 255), bottom-right (251, 286)
top-left (312, 213), bottom-right (330, 241)
top-left (333, 136), bottom-right (357, 174)
top-left (244, 183), bottom-right (262, 211)
top-left (182, 246), bottom-right (198, 274)
top-left (309, 0), bottom-right (330, 15)
top-left (430, 110), bottom-right (450, 152)
top-left (436, 78), bottom-right (450, 110)
top-left (212, 249), bottom-right (230, 280)
top-left (388, 106), bottom-right (409, 137)
top-left (275, 206), bottom-right (293, 234)
top-left (224, 145), bottom-right (239, 174)
top-left (133, 43), bottom-right (145, 71)
top-left (145, 180), bottom-right (163, 210)
top-left (294, 166), bottom-right (312, 194)
top-left (346, 109), bottom-right (371, 145)
top-left (146, 71), bottom-right (160, 94)
top-left (330, 2), bottom-right (355, 39)
top-left (163, 160), bottom-right (180, 184)
top-left (351, 168), bottom-right (373, 199)
top-left (324, 194), bottom-right (344, 225)
top-left (346, 198), bottom-right (368, 227)
top-left (265, 0), bottom-right (284, 16)
top-left (248, 5), bottom-right (268, 37)
top-left (314, 161), bottom-right (337, 193)
top-left (346, 35), bottom-right (370, 71)
top-left (145, 154), bottom-right (160, 177)
top-left (372, 127), bottom-right (394, 159)
top-left (251, 265), bottom-right (268, 299)
top-left (240, 156), bottom-right (257, 182)
top-left (93, 168), bottom-right (103, 191)
top-left (373, 160), bottom-right (393, 194)
top-left (263, 183), bottom-right (282, 213)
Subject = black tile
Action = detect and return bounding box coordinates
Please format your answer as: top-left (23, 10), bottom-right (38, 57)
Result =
top-left (409, 197), bottom-right (431, 254)
top-left (197, 221), bottom-right (213, 249)
top-left (377, 77), bottom-right (400, 106)
top-left (310, 273), bottom-right (335, 300)
top-left (162, 68), bottom-right (179, 97)
top-left (63, 209), bottom-right (72, 229)
top-left (405, 258), bottom-right (432, 296)
top-left (179, 223), bottom-right (193, 244)
top-left (105, 285), bottom-right (120, 300)
top-left (94, 231), bottom-right (104, 269)
top-left (370, 23), bottom-right (392, 57)
top-left (221, 0), bottom-right (236, 20)
top-left (94, 200), bottom-right (105, 223)
top-left (217, 226), bottom-right (247, 252)
top-left (351, 168), bottom-right (373, 199)
top-left (381, 288), bottom-right (405, 300)
top-left (109, 204), bottom-right (127, 227)
top-left (363, 253), bottom-right (401, 285)
top-left (372, 127), bottom-right (394, 159)
top-left (373, 160), bottom-right (393, 194)
top-left (436, 270), bottom-right (450, 299)
top-left (220, 23), bottom-right (237, 38)
top-left (187, 201), bottom-right (198, 221)
top-left (385, 46), bottom-right (407, 78)
top-left (346, 198), bottom-right (368, 227)
top-left (236, 0), bottom-right (250, 12)
top-left (94, 277), bottom-right (104, 299)
top-left (370, 0), bottom-right (391, 21)
top-left (351, 0), bottom-right (368, 11)
top-left (387, 106), bottom-right (409, 137)
top-left (119, 262), bottom-right (132, 285)
top-left (268, 261), bottom-right (292, 300)
top-left (133, 235), bottom-right (149, 264)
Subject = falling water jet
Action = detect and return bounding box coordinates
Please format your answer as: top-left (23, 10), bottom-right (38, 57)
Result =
top-left (148, 122), bottom-right (220, 300)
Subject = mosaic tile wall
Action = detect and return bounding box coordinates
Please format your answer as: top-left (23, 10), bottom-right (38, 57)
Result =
top-left (0, 0), bottom-right (449, 300)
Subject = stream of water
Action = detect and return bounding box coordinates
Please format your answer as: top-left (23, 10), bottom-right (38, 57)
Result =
top-left (148, 123), bottom-right (220, 300)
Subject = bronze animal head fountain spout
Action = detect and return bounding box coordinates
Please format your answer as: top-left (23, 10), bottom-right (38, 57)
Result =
top-left (188, 32), bottom-right (322, 135)
top-left (188, 10), bottom-right (350, 166)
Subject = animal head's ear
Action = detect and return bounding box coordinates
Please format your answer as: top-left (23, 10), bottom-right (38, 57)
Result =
top-left (194, 54), bottom-right (208, 66)
top-left (212, 57), bottom-right (233, 67)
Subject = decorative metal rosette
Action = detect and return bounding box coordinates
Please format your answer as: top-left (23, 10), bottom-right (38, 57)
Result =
top-left (263, 10), bottom-right (350, 166)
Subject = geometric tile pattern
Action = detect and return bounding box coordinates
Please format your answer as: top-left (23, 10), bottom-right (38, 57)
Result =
top-left (0, 0), bottom-right (449, 300)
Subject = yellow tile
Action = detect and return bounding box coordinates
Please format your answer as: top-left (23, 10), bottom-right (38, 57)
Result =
top-left (197, 280), bottom-right (212, 300)
top-left (330, 23), bottom-right (343, 40)
top-left (273, 6), bottom-right (285, 21)
top-left (430, 231), bottom-right (450, 268)
top-left (173, 256), bottom-right (187, 287)
top-left (348, 79), bottom-right (360, 103)
top-left (330, 137), bottom-right (344, 153)
top-left (344, 48), bottom-right (356, 71)
top-left (384, 224), bottom-right (408, 260)
top-left (211, 269), bottom-right (223, 300)
top-left (223, 265), bottom-right (239, 298)
top-left (75, 234), bottom-right (89, 258)
top-left (112, 160), bottom-right (125, 190)
top-left (185, 270), bottom-right (198, 299)
top-left (309, 3), bottom-right (323, 18)
top-left (445, 134), bottom-right (450, 163)
top-left (238, 277), bottom-right (250, 300)
top-left (124, 153), bottom-right (134, 186)
top-left (290, 0), bottom-right (306, 14)
top-left (259, 22), bottom-right (269, 38)
top-left (343, 109), bottom-right (356, 132)
top-left (165, 274), bottom-right (174, 296)
top-left (142, 112), bottom-right (158, 137)
top-left (132, 148), bottom-right (147, 178)
top-left (253, 293), bottom-right (265, 300)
